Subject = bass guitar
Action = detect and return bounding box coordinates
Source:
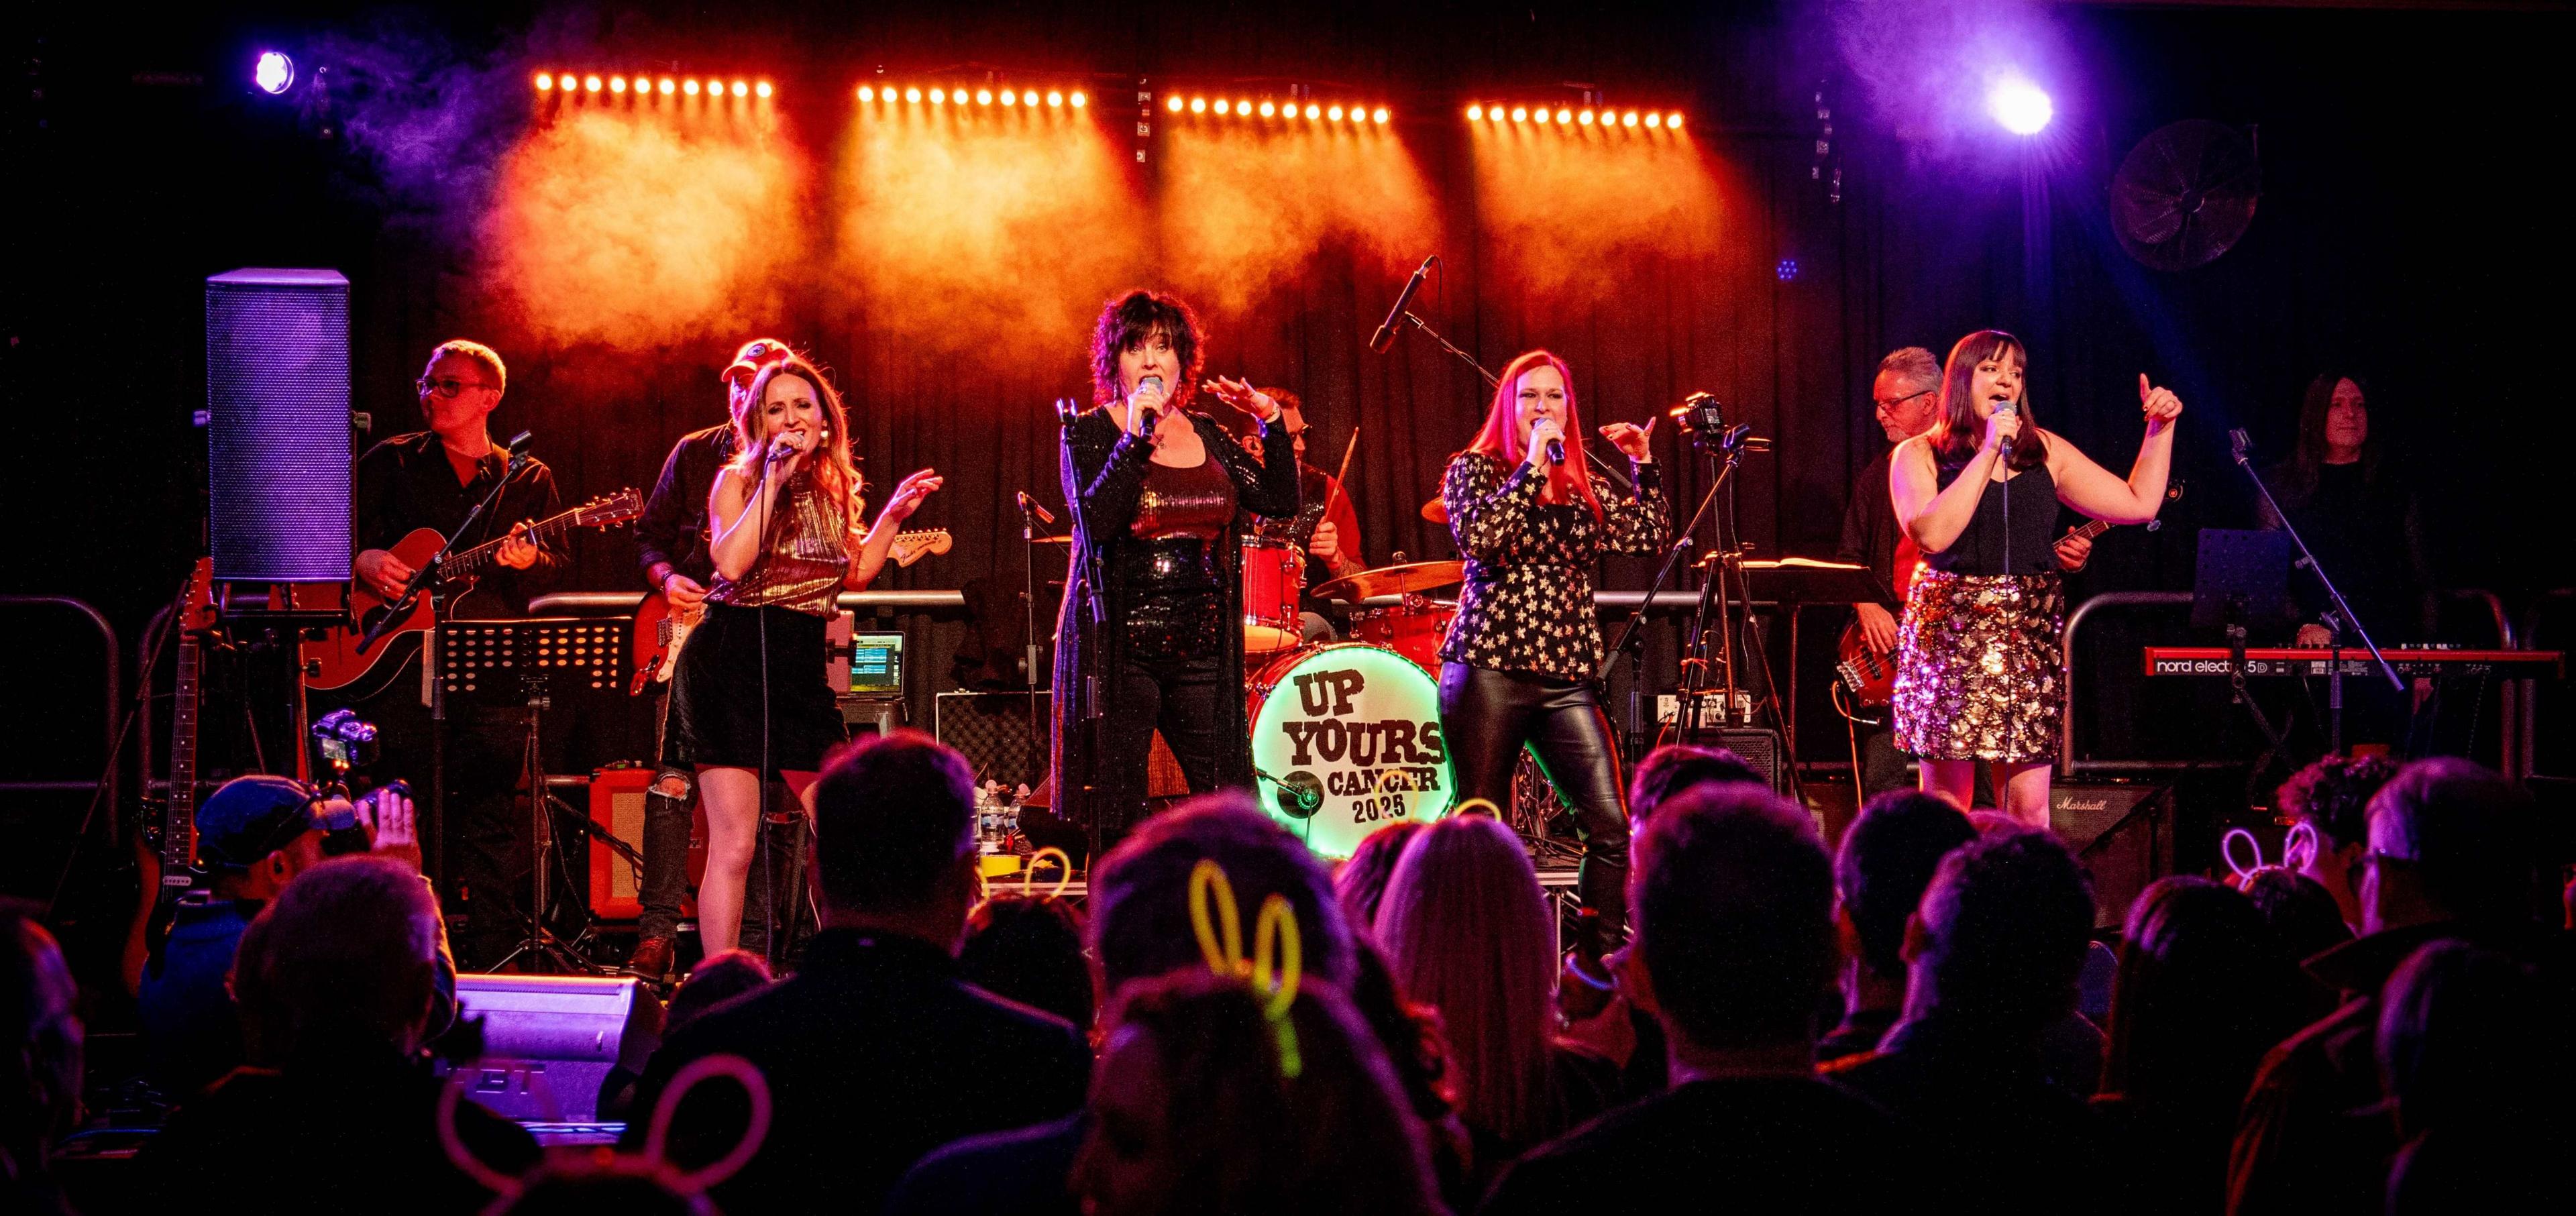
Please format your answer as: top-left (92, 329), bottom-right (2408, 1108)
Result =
top-left (299, 489), bottom-right (642, 697)
top-left (1835, 481), bottom-right (2184, 708)
top-left (123, 557), bottom-right (217, 996)
top-left (628, 528), bottom-right (953, 695)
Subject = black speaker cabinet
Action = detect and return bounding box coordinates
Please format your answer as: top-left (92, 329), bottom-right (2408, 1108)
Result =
top-left (935, 692), bottom-right (1052, 790)
top-left (205, 267), bottom-right (351, 583)
top-left (2051, 783), bottom-right (2175, 930)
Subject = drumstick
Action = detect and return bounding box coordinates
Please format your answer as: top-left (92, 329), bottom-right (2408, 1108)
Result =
top-left (1322, 425), bottom-right (1359, 522)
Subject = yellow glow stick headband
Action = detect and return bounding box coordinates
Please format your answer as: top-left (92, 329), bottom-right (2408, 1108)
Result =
top-left (1187, 859), bottom-right (1304, 1079)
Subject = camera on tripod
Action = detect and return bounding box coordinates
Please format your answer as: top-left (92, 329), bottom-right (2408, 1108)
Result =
top-left (1668, 392), bottom-right (1756, 453)
top-left (311, 708), bottom-right (380, 775)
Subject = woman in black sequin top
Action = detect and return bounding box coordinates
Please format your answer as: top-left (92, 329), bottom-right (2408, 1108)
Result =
top-left (1438, 350), bottom-right (1668, 944)
top-left (1042, 291), bottom-right (1300, 857)
top-left (1890, 331), bottom-right (2180, 827)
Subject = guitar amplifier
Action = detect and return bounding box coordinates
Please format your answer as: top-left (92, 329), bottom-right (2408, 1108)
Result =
top-left (935, 692), bottom-right (1052, 789)
top-left (586, 767), bottom-right (703, 922)
top-left (2050, 783), bottom-right (2174, 930)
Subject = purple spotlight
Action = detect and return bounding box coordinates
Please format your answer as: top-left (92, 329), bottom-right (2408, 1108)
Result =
top-left (1988, 78), bottom-right (2053, 135)
top-left (254, 51), bottom-right (295, 95)
top-left (1776, 259), bottom-right (1800, 282)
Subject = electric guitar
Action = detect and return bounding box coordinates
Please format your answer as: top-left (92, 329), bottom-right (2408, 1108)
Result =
top-left (1835, 481), bottom-right (2184, 708)
top-left (299, 489), bottom-right (642, 697)
top-left (628, 528), bottom-right (953, 695)
top-left (123, 558), bottom-right (217, 996)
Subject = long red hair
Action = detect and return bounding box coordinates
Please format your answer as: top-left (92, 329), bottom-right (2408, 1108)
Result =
top-left (1466, 349), bottom-right (1603, 522)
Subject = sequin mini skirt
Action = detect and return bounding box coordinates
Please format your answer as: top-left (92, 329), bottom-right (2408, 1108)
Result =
top-left (1890, 569), bottom-right (2065, 763)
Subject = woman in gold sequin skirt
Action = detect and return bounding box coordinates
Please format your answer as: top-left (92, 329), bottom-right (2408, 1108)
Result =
top-left (676, 355), bottom-right (943, 954)
top-left (1891, 331), bottom-right (2183, 826)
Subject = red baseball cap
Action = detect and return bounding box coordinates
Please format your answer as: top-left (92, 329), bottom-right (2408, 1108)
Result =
top-left (721, 338), bottom-right (796, 386)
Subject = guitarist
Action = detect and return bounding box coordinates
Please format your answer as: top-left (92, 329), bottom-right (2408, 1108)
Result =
top-left (340, 339), bottom-right (564, 967)
top-left (1836, 347), bottom-right (2090, 797)
top-left (627, 336), bottom-right (794, 979)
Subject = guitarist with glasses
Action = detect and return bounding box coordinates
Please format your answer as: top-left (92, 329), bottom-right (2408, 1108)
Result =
top-left (339, 339), bottom-right (564, 967)
top-left (626, 337), bottom-right (794, 980)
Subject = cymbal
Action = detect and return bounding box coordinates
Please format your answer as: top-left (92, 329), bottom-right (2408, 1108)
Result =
top-left (1313, 560), bottom-right (1466, 602)
top-left (1420, 496), bottom-right (1448, 525)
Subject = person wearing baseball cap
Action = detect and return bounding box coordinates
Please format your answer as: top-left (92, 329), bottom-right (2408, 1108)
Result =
top-left (631, 337), bottom-right (799, 980)
top-left (137, 776), bottom-right (446, 1097)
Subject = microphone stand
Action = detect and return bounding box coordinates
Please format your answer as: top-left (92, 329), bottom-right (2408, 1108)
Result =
top-left (1600, 484), bottom-right (1718, 759)
top-left (1015, 492), bottom-right (1055, 769)
top-left (1055, 400), bottom-right (1114, 868)
top-left (2229, 431), bottom-right (2403, 749)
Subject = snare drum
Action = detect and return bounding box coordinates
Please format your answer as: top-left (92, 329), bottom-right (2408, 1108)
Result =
top-left (1244, 643), bottom-right (1457, 859)
top-left (1347, 598), bottom-right (1456, 673)
top-left (1241, 537), bottom-right (1304, 653)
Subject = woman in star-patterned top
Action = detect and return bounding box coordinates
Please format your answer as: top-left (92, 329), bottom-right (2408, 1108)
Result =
top-left (1438, 349), bottom-right (1668, 944)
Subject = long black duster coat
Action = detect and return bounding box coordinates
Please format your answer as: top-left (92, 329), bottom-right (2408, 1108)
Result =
top-left (1049, 405), bottom-right (1301, 838)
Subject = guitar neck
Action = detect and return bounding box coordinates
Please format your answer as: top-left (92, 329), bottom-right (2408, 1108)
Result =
top-left (443, 512), bottom-right (578, 579)
top-left (2068, 516), bottom-right (2117, 543)
top-left (165, 635), bottom-right (200, 870)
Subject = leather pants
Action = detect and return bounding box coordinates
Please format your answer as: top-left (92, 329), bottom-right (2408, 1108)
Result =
top-left (1437, 662), bottom-right (1631, 943)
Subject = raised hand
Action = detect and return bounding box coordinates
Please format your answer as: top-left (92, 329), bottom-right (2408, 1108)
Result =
top-left (2139, 374), bottom-right (2184, 425)
top-left (1598, 418), bottom-right (1656, 462)
top-left (881, 468), bottom-right (944, 524)
top-left (1203, 375), bottom-right (1277, 423)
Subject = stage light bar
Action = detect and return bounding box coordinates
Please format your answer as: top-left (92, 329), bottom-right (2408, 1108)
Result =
top-left (1466, 101), bottom-right (1687, 137)
top-left (536, 72), bottom-right (777, 103)
top-left (1163, 93), bottom-right (1392, 125)
top-left (852, 79), bottom-right (1092, 122)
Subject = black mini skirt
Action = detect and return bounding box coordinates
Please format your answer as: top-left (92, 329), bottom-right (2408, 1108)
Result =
top-left (669, 602), bottom-right (849, 773)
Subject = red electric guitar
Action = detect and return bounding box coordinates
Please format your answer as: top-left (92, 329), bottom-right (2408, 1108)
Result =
top-left (627, 528), bottom-right (953, 695)
top-left (122, 558), bottom-right (218, 996)
top-left (1835, 482), bottom-right (2184, 708)
top-left (299, 489), bottom-right (642, 698)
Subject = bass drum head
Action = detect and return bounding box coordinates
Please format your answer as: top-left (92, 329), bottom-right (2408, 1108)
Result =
top-left (1245, 643), bottom-right (1457, 859)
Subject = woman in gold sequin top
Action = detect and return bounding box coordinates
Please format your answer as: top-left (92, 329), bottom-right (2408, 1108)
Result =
top-left (671, 355), bottom-right (943, 954)
top-left (1437, 349), bottom-right (1666, 946)
top-left (1889, 331), bottom-right (2180, 828)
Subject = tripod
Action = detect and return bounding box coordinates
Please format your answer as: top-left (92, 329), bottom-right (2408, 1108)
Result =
top-left (488, 671), bottom-right (595, 974)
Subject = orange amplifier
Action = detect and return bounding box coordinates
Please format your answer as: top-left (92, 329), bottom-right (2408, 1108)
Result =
top-left (586, 766), bottom-right (706, 922)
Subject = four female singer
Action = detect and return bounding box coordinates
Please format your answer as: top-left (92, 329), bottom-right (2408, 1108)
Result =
top-left (1890, 330), bottom-right (2180, 827)
top-left (670, 355), bottom-right (943, 952)
top-left (1047, 290), bottom-right (1300, 855)
top-left (1438, 350), bottom-right (1667, 944)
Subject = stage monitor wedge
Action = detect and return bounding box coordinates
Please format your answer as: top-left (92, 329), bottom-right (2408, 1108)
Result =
top-left (206, 267), bottom-right (351, 583)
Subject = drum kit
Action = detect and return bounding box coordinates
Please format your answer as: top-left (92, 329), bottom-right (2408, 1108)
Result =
top-left (1234, 494), bottom-right (1477, 857)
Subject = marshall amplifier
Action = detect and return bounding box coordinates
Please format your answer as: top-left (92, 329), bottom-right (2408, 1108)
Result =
top-left (2051, 783), bottom-right (2174, 930)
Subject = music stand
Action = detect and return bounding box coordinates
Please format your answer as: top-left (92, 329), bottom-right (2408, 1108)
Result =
top-left (437, 616), bottom-right (627, 973)
top-left (2192, 530), bottom-right (2297, 782)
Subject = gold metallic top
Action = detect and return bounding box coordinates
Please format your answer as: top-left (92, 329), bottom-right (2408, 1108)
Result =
top-left (706, 472), bottom-right (853, 616)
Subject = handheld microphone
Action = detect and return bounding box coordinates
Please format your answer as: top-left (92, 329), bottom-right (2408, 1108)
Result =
top-left (1016, 491), bottom-right (1057, 525)
top-left (1368, 255), bottom-right (1436, 355)
top-left (1992, 398), bottom-right (2017, 458)
top-left (2229, 428), bottom-right (2253, 465)
top-left (1133, 375), bottom-right (1165, 429)
top-left (1546, 435), bottom-right (1566, 465)
top-left (766, 432), bottom-right (809, 463)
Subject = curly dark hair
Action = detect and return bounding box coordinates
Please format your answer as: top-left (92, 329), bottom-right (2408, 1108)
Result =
top-left (2276, 754), bottom-right (2400, 852)
top-left (1088, 289), bottom-right (1204, 407)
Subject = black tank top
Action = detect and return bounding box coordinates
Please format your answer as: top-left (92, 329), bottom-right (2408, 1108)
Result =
top-left (1923, 463), bottom-right (2061, 576)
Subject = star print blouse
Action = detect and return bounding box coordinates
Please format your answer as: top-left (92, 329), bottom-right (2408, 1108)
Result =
top-left (1438, 451), bottom-right (1670, 680)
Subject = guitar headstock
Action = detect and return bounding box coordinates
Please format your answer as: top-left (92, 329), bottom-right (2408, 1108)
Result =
top-left (180, 557), bottom-right (220, 635)
top-left (890, 529), bottom-right (953, 568)
top-left (574, 488), bottom-right (644, 529)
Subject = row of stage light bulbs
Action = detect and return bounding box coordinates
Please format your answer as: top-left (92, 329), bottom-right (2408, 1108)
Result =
top-left (856, 85), bottom-right (1087, 108)
top-left (1467, 103), bottom-right (1684, 131)
top-left (1165, 96), bottom-right (1391, 124)
top-left (537, 72), bottom-right (771, 99)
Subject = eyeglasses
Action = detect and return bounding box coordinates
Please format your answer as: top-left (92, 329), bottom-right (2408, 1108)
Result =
top-left (1872, 388), bottom-right (1935, 412)
top-left (417, 376), bottom-right (496, 398)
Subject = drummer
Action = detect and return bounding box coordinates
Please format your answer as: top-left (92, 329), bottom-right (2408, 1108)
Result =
top-left (1237, 388), bottom-right (1366, 640)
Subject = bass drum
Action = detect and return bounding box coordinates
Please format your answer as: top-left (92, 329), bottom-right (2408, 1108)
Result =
top-left (1245, 643), bottom-right (1458, 859)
